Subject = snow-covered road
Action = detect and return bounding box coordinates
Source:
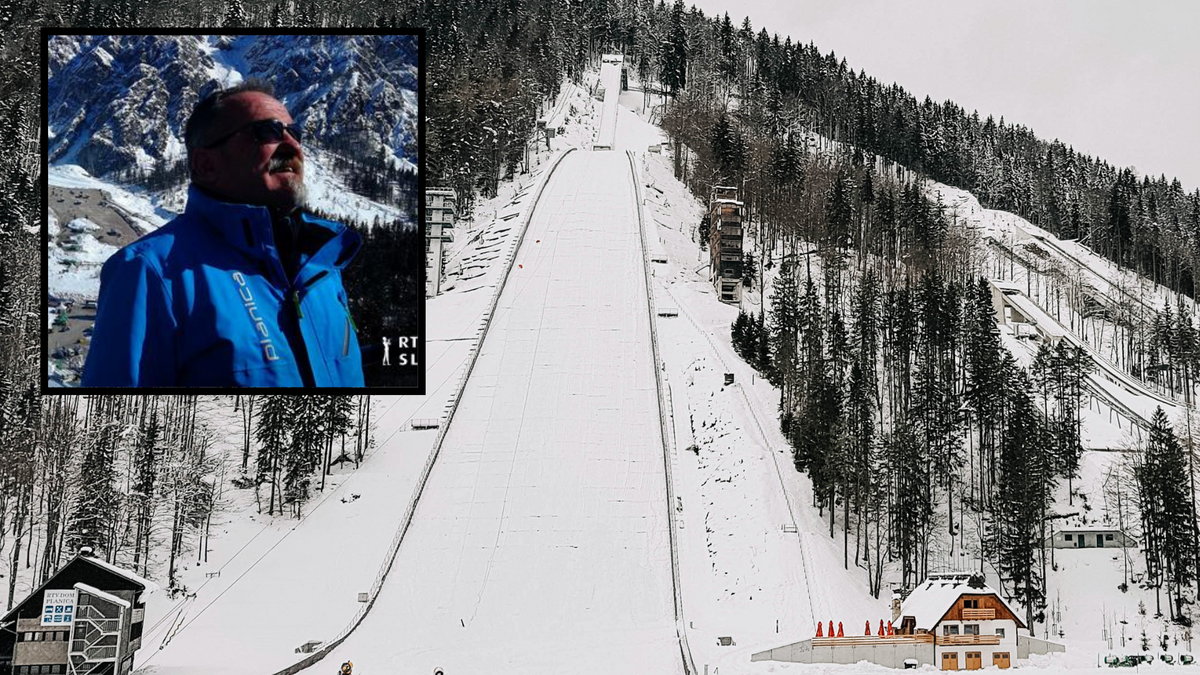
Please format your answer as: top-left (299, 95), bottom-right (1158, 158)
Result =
top-left (314, 150), bottom-right (682, 674)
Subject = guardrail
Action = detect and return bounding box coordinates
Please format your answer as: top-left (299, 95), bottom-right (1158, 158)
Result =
top-left (271, 148), bottom-right (578, 675)
top-left (627, 149), bottom-right (698, 675)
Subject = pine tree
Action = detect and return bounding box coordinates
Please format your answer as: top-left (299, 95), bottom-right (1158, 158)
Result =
top-left (131, 404), bottom-right (160, 575)
top-left (66, 399), bottom-right (120, 559)
top-left (769, 261), bottom-right (800, 408)
top-left (283, 397), bottom-right (328, 517)
top-left (660, 0), bottom-right (687, 95)
top-left (996, 371), bottom-right (1051, 629)
top-left (256, 396), bottom-right (291, 516)
top-left (1135, 408), bottom-right (1198, 620)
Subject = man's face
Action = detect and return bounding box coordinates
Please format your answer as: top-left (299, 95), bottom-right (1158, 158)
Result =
top-left (192, 91), bottom-right (305, 209)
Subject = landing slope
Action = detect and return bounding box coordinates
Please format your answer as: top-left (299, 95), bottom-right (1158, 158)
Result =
top-left (318, 150), bottom-right (681, 674)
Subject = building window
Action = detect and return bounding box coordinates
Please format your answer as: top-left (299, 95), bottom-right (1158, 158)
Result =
top-left (1064, 533), bottom-right (1073, 541)
top-left (964, 624), bottom-right (980, 635)
top-left (996, 627), bottom-right (1006, 638)
top-left (1105, 533), bottom-right (1114, 541)
top-left (943, 624), bottom-right (960, 635)
top-left (963, 599), bottom-right (979, 609)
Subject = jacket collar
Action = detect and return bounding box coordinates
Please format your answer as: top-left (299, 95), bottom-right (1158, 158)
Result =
top-left (184, 184), bottom-right (361, 285)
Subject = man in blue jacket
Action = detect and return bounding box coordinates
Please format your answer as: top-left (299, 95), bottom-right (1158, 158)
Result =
top-left (82, 80), bottom-right (364, 387)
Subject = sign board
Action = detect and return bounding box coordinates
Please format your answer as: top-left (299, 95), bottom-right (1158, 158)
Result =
top-left (42, 589), bottom-right (77, 625)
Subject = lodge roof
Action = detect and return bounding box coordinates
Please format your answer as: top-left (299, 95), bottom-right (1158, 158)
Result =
top-left (898, 573), bottom-right (1026, 630)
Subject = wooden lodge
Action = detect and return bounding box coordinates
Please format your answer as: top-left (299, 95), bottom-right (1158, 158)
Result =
top-left (752, 573), bottom-right (1064, 670)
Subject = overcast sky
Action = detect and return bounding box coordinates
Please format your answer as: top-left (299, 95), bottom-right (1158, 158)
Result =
top-left (683, 0), bottom-right (1200, 191)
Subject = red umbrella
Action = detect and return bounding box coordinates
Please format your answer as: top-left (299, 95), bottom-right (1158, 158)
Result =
top-left (879, 619), bottom-right (885, 635)
top-left (887, 620), bottom-right (895, 636)
top-left (828, 620), bottom-right (835, 637)
top-left (816, 622), bottom-right (823, 637)
top-left (837, 622), bottom-right (844, 637)
top-left (865, 620), bottom-right (872, 635)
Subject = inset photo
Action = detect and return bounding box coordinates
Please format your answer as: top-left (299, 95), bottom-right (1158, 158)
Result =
top-left (42, 30), bottom-right (424, 392)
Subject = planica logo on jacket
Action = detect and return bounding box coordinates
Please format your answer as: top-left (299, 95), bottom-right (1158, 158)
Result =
top-left (82, 186), bottom-right (364, 388)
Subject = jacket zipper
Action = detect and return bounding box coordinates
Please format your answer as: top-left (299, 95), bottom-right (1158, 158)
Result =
top-left (290, 270), bottom-right (330, 320)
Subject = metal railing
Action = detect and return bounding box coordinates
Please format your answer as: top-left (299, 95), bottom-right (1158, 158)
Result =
top-left (627, 149), bottom-right (698, 675)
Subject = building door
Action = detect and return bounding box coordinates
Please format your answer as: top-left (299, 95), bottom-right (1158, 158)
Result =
top-left (941, 652), bottom-right (959, 670)
top-left (1097, 534), bottom-right (1104, 546)
top-left (992, 652), bottom-right (1012, 669)
top-left (965, 651), bottom-right (982, 670)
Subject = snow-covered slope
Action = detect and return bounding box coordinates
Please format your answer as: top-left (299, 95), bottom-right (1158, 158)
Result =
top-left (124, 62), bottom-right (1200, 675)
top-left (314, 150), bottom-right (682, 675)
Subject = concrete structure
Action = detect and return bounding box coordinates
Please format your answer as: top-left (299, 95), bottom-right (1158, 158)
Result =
top-left (707, 186), bottom-right (743, 304)
top-left (753, 574), bottom-right (1064, 670)
top-left (425, 187), bottom-right (457, 297)
top-left (988, 278), bottom-right (1067, 345)
top-left (1044, 527), bottom-right (1135, 549)
top-left (0, 553), bottom-right (153, 675)
top-left (752, 634), bottom-right (933, 668)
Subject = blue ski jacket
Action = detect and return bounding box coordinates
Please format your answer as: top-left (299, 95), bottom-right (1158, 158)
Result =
top-left (81, 186), bottom-right (364, 387)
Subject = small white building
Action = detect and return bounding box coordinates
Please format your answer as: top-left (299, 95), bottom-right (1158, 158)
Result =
top-left (425, 187), bottom-right (457, 297)
top-left (1044, 527), bottom-right (1135, 549)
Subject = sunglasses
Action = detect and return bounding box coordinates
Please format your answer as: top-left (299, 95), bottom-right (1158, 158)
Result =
top-left (204, 118), bottom-right (303, 149)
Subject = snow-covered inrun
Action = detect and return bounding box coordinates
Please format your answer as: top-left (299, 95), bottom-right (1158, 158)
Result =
top-left (312, 150), bottom-right (681, 674)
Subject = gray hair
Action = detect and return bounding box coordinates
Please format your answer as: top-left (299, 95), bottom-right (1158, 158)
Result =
top-left (184, 78), bottom-right (276, 165)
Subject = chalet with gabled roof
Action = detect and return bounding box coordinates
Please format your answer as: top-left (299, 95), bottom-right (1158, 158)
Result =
top-left (899, 573), bottom-right (1024, 670)
top-left (752, 573), bottom-right (1064, 670)
top-left (0, 552), bottom-right (154, 675)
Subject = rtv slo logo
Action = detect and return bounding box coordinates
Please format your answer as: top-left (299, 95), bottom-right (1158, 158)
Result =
top-left (381, 335), bottom-right (419, 366)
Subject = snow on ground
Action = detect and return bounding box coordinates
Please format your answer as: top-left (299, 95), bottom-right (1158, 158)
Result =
top-left (929, 180), bottom-right (1190, 413)
top-left (49, 164), bottom-right (173, 229)
top-left (313, 149), bottom-right (681, 675)
top-left (636, 139), bottom-right (890, 673)
top-left (298, 146), bottom-right (410, 228)
top-left (922, 181), bottom-right (1198, 669)
top-left (594, 55), bottom-right (621, 148)
top-left (116, 69), bottom-right (1198, 675)
top-left (302, 68), bottom-right (679, 672)
top-left (133, 83), bottom-right (602, 675)
top-left (48, 221), bottom-right (118, 297)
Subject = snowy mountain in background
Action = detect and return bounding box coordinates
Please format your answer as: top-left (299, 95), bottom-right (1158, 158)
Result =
top-left (47, 34), bottom-right (418, 177)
